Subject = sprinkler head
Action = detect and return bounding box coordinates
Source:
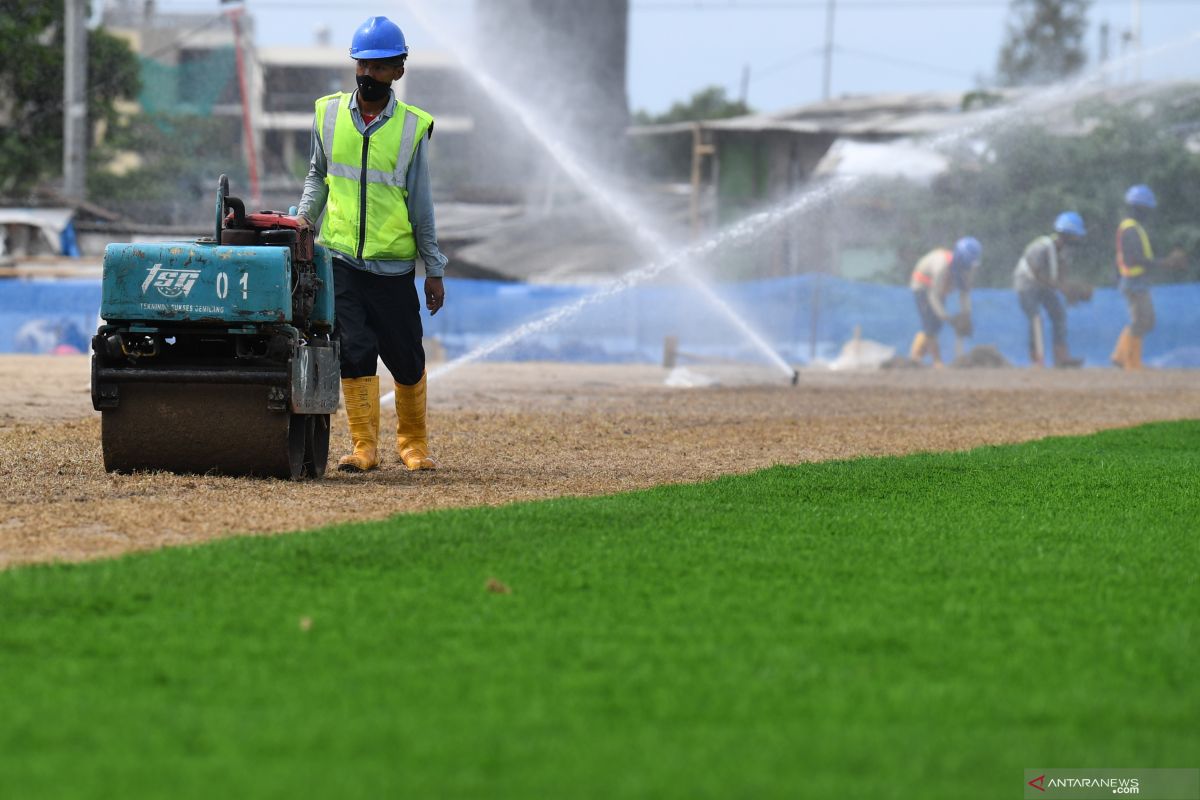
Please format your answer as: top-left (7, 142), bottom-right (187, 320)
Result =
top-left (791, 370), bottom-right (800, 386)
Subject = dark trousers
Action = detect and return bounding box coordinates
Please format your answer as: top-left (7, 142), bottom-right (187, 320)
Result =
top-left (1122, 289), bottom-right (1155, 337)
top-left (913, 290), bottom-right (943, 336)
top-left (333, 259), bottom-right (425, 385)
top-left (1017, 284), bottom-right (1067, 348)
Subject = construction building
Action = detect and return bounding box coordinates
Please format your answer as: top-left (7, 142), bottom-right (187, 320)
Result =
top-left (98, 0), bottom-right (631, 213)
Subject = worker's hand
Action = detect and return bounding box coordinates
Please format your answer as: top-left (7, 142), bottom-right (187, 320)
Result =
top-left (424, 276), bottom-right (445, 315)
top-left (1164, 247), bottom-right (1188, 271)
top-left (1061, 280), bottom-right (1094, 306)
top-left (295, 215), bottom-right (313, 235)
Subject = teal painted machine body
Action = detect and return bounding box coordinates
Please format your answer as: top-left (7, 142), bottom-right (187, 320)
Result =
top-left (101, 241), bottom-right (334, 327)
top-left (92, 176), bottom-right (340, 480)
top-left (312, 243), bottom-right (335, 327)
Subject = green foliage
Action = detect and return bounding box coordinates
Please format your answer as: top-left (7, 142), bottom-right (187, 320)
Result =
top-left (630, 87), bottom-right (753, 183)
top-left (0, 422), bottom-right (1197, 798)
top-left (870, 89), bottom-right (1200, 288)
top-left (633, 85), bottom-right (751, 125)
top-left (0, 1), bottom-right (140, 193)
top-left (88, 114), bottom-right (245, 224)
top-left (997, 0), bottom-right (1091, 87)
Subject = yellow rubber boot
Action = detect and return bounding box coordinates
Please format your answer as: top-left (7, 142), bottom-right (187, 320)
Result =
top-left (338, 376), bottom-right (381, 472)
top-left (1126, 335), bottom-right (1145, 371)
top-left (395, 371), bottom-right (437, 471)
top-left (909, 332), bottom-right (926, 362)
top-left (927, 336), bottom-right (943, 369)
top-left (1110, 327), bottom-right (1131, 368)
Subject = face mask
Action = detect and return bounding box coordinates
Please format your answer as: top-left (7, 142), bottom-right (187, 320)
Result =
top-left (356, 74), bottom-right (391, 102)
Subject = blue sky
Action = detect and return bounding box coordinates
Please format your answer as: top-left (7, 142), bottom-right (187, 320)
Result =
top-left (156, 1), bottom-right (1200, 113)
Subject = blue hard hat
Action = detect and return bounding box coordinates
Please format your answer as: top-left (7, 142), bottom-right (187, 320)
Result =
top-left (1124, 184), bottom-right (1157, 209)
top-left (350, 16), bottom-right (408, 60)
top-left (1054, 211), bottom-right (1087, 238)
top-left (952, 237), bottom-right (982, 270)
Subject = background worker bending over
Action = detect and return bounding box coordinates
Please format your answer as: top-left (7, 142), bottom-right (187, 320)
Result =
top-left (1013, 212), bottom-right (1088, 368)
top-left (909, 237), bottom-right (982, 367)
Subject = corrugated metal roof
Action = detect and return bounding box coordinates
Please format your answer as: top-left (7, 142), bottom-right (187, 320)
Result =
top-left (628, 84), bottom-right (1200, 140)
top-left (258, 46), bottom-right (349, 68)
top-left (258, 46), bottom-right (457, 69)
top-left (630, 90), bottom-right (1026, 138)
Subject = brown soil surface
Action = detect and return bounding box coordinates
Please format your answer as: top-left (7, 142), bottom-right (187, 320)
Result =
top-left (2, 355), bottom-right (1198, 569)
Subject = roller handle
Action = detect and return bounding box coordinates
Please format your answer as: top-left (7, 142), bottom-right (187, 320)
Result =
top-left (214, 174), bottom-right (228, 244)
top-left (214, 174), bottom-right (247, 245)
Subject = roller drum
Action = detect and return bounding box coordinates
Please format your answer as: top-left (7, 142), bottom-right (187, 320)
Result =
top-left (102, 383), bottom-right (308, 479)
top-left (302, 414), bottom-right (331, 478)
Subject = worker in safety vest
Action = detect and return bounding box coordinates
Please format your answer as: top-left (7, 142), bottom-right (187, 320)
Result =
top-left (1013, 212), bottom-right (1087, 368)
top-left (297, 16), bottom-right (445, 472)
top-left (909, 237), bottom-right (981, 367)
top-left (1110, 185), bottom-right (1187, 370)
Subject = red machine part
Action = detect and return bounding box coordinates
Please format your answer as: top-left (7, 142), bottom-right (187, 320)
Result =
top-left (244, 212), bottom-right (303, 230)
top-left (225, 211), bottom-right (314, 262)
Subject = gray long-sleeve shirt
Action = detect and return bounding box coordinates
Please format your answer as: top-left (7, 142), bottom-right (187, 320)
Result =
top-left (1014, 235), bottom-right (1066, 292)
top-left (297, 89), bottom-right (448, 278)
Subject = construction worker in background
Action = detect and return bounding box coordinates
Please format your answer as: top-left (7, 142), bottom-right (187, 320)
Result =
top-left (1110, 185), bottom-right (1187, 370)
top-left (1013, 212), bottom-right (1088, 368)
top-left (297, 15), bottom-right (446, 473)
top-left (909, 237), bottom-right (982, 367)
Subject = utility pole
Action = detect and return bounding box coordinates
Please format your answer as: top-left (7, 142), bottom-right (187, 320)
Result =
top-left (226, 3), bottom-right (261, 205)
top-left (63, 0), bottom-right (88, 202)
top-left (739, 63), bottom-right (751, 107)
top-left (1131, 0), bottom-right (1143, 81)
top-left (822, 0), bottom-right (836, 101)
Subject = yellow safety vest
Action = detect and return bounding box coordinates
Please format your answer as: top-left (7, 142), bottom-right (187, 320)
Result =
top-left (314, 93), bottom-right (433, 261)
top-left (1116, 218), bottom-right (1153, 278)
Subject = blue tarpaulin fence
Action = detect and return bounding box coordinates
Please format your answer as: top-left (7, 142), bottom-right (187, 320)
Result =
top-left (3, 275), bottom-right (1198, 367)
top-left (0, 279), bottom-right (99, 355)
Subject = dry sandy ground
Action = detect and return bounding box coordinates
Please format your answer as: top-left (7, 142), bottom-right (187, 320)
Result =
top-left (2, 355), bottom-right (1198, 569)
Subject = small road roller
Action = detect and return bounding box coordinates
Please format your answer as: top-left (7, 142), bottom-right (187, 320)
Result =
top-left (92, 176), bottom-right (339, 479)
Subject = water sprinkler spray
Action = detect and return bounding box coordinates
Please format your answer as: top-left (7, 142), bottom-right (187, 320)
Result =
top-left (379, 12), bottom-right (1200, 408)
top-left (396, 0), bottom-right (797, 382)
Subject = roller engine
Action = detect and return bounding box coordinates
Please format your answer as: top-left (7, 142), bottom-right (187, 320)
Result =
top-left (92, 176), bottom-right (340, 479)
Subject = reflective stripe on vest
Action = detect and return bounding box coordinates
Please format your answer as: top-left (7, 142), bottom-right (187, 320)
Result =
top-left (314, 93), bottom-right (433, 261)
top-left (1116, 218), bottom-right (1152, 278)
top-left (911, 248), bottom-right (950, 290)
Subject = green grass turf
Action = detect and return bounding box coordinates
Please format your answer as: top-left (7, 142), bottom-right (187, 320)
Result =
top-left (0, 422), bottom-right (1197, 799)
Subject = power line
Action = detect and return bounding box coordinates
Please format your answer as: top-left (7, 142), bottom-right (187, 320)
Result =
top-left (834, 45), bottom-right (977, 79)
top-left (751, 44), bottom-right (973, 84)
top-left (754, 47), bottom-right (825, 80)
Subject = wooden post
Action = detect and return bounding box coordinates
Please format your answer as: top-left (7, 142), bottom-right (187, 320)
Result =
top-left (663, 335), bottom-right (679, 369)
top-left (689, 124), bottom-right (716, 237)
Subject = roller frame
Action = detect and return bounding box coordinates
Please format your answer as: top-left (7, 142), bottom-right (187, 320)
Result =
top-left (92, 325), bottom-right (338, 480)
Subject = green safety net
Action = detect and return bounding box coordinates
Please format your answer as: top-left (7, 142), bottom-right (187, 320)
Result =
top-left (137, 46), bottom-right (236, 116)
